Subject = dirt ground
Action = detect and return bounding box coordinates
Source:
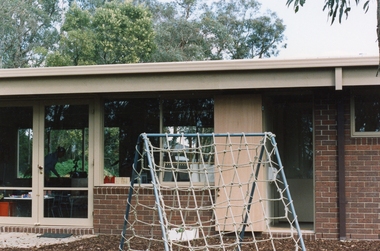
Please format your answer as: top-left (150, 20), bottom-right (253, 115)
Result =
top-left (1, 235), bottom-right (380, 250)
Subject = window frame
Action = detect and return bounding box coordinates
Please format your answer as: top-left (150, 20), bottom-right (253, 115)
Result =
top-left (351, 91), bottom-right (380, 137)
top-left (101, 95), bottom-right (215, 186)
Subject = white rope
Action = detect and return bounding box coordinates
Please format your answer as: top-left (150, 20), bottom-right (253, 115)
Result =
top-left (120, 133), bottom-right (303, 251)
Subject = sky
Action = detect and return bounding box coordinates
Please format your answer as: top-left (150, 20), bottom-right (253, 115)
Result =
top-left (260, 1), bottom-right (378, 59)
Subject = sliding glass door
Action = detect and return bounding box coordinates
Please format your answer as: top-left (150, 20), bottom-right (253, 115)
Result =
top-left (0, 101), bottom-right (92, 226)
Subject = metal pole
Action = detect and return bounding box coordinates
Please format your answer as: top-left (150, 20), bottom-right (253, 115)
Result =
top-left (337, 96), bottom-right (346, 240)
top-left (119, 136), bottom-right (143, 250)
top-left (141, 133), bottom-right (171, 251)
top-left (145, 133), bottom-right (267, 138)
top-left (238, 142), bottom-right (265, 250)
top-left (270, 134), bottom-right (307, 251)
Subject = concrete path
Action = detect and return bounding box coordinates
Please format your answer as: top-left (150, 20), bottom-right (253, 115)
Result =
top-left (0, 232), bottom-right (94, 248)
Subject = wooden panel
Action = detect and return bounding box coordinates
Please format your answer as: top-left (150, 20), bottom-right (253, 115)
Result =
top-left (214, 94), bottom-right (262, 133)
top-left (214, 95), bottom-right (265, 232)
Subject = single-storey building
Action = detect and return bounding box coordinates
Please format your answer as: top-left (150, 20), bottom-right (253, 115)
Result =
top-left (0, 56), bottom-right (379, 241)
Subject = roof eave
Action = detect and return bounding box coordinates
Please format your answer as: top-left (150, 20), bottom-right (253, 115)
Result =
top-left (0, 56), bottom-right (378, 79)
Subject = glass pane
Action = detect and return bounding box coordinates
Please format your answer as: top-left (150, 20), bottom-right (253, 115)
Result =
top-left (2, 190), bottom-right (32, 217)
top-left (44, 190), bottom-right (88, 218)
top-left (162, 99), bottom-right (214, 129)
top-left (18, 129), bottom-right (33, 179)
top-left (354, 95), bottom-right (380, 132)
top-left (44, 105), bottom-right (89, 188)
top-left (0, 107), bottom-right (33, 187)
top-left (103, 99), bottom-right (160, 182)
top-left (270, 96), bottom-right (314, 224)
top-left (272, 98), bottom-right (313, 179)
top-left (162, 98), bottom-right (214, 182)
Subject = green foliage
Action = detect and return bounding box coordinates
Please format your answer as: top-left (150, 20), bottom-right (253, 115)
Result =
top-left (45, 52), bottom-right (74, 67)
top-left (49, 4), bottom-right (95, 66)
top-left (104, 127), bottom-right (120, 176)
top-left (18, 129), bottom-right (33, 177)
top-left (47, 1), bottom-right (155, 66)
top-left (45, 128), bottom-right (89, 177)
top-left (286, 0), bottom-right (305, 13)
top-left (67, 0), bottom-right (115, 13)
top-left (147, 0), bottom-right (205, 61)
top-left (152, 17), bottom-right (208, 61)
top-left (286, 0), bottom-right (371, 24)
top-left (201, 0), bottom-right (286, 59)
top-left (142, 0), bottom-right (286, 61)
top-left (246, 13), bottom-right (286, 58)
top-left (0, 0), bottom-right (61, 68)
top-left (321, 0), bottom-right (370, 24)
top-left (56, 159), bottom-right (88, 177)
top-left (2, 0), bottom-right (286, 67)
top-left (93, 2), bottom-right (155, 64)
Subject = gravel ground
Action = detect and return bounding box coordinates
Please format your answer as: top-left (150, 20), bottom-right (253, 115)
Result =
top-left (1, 235), bottom-right (380, 250)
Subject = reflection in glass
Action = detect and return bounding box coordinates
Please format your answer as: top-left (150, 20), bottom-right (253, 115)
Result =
top-left (162, 98), bottom-right (214, 182)
top-left (1, 190), bottom-right (32, 217)
top-left (0, 107), bottom-right (33, 187)
top-left (104, 98), bottom-right (214, 184)
top-left (272, 97), bottom-right (313, 179)
top-left (104, 99), bottom-right (160, 179)
top-left (355, 95), bottom-right (380, 132)
top-left (44, 190), bottom-right (88, 218)
top-left (44, 105), bottom-right (89, 188)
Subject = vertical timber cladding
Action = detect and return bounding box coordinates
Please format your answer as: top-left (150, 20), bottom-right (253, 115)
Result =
top-left (214, 94), bottom-right (265, 232)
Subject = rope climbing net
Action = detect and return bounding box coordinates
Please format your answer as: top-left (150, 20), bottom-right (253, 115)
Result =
top-left (119, 132), bottom-right (306, 251)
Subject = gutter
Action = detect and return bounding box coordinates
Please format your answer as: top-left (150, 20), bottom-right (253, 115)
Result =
top-left (0, 56), bottom-right (378, 79)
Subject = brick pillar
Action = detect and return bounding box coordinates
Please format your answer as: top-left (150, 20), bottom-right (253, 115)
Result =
top-left (314, 92), bottom-right (339, 239)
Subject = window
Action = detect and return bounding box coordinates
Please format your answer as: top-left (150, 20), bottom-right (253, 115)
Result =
top-left (0, 107), bottom-right (33, 186)
top-left (18, 128), bottom-right (33, 178)
top-left (351, 93), bottom-right (380, 137)
top-left (103, 99), bottom-right (160, 180)
top-left (103, 97), bottom-right (214, 184)
top-left (162, 98), bottom-right (214, 182)
top-left (44, 105), bottom-right (89, 187)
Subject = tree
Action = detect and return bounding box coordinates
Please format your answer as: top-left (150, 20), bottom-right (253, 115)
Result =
top-left (201, 0), bottom-right (286, 59)
top-left (66, 0), bottom-right (110, 12)
top-left (136, 0), bottom-right (286, 61)
top-left (137, 0), bottom-right (211, 62)
top-left (93, 2), bottom-right (155, 64)
top-left (46, 2), bottom-right (155, 66)
top-left (47, 3), bottom-right (95, 66)
top-left (286, 0), bottom-right (380, 74)
top-left (0, 0), bottom-right (61, 68)
top-left (1, 0), bottom-right (286, 67)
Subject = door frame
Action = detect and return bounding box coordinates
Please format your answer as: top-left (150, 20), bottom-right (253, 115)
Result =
top-left (263, 94), bottom-right (315, 227)
top-left (36, 99), bottom-right (94, 226)
top-left (0, 98), bottom-right (94, 227)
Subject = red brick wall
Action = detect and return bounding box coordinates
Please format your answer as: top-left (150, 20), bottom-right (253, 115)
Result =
top-left (314, 93), bottom-right (340, 239)
top-left (345, 137), bottom-right (380, 239)
top-left (93, 186), bottom-right (129, 235)
top-left (314, 91), bottom-right (380, 240)
top-left (93, 186), bottom-right (214, 237)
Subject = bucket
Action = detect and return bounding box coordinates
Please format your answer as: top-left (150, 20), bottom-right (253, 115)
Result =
top-left (0, 202), bottom-right (10, 216)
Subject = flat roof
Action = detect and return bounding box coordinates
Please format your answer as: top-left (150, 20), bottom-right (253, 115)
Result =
top-left (0, 56), bottom-right (378, 79)
top-left (0, 56), bottom-right (378, 96)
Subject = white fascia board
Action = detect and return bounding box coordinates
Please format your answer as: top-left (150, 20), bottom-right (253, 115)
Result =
top-left (0, 56), bottom-right (378, 79)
